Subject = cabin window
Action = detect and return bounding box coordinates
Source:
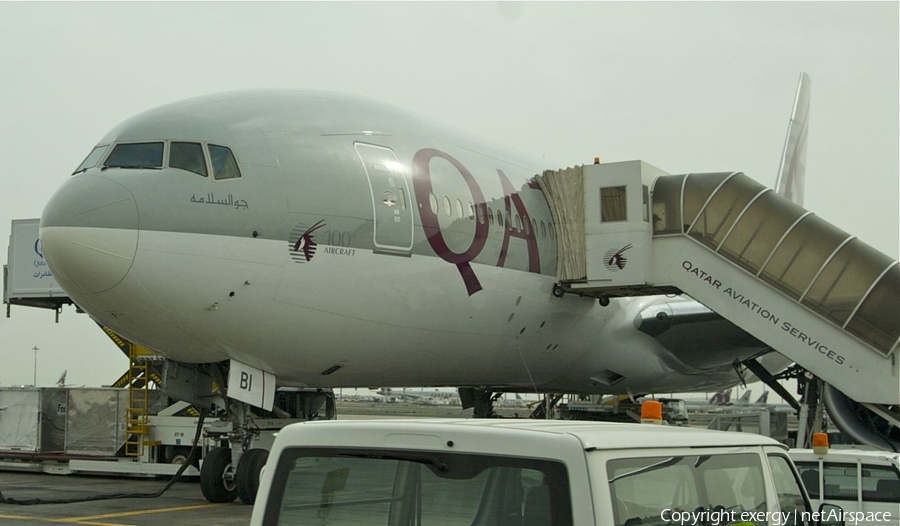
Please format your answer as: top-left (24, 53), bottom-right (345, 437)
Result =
top-left (443, 196), bottom-right (452, 218)
top-left (467, 201), bottom-right (475, 220)
top-left (169, 142), bottom-right (208, 177)
top-left (496, 209), bottom-right (504, 229)
top-left (540, 221), bottom-right (546, 238)
top-left (487, 207), bottom-right (494, 226)
top-left (600, 186), bottom-right (627, 222)
top-left (455, 199), bottom-right (464, 219)
top-left (72, 145), bottom-right (109, 174)
top-left (208, 144), bottom-right (241, 180)
top-left (104, 142), bottom-right (164, 169)
top-left (429, 193), bottom-right (438, 215)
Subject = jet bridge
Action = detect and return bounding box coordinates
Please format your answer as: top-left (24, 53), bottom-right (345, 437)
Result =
top-left (537, 161), bottom-right (899, 409)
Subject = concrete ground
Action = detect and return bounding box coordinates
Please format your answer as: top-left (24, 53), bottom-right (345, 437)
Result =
top-left (0, 472), bottom-right (251, 525)
top-left (0, 402), bottom-right (533, 525)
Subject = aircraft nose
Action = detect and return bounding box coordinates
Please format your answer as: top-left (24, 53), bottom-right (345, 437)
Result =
top-left (39, 175), bottom-right (139, 295)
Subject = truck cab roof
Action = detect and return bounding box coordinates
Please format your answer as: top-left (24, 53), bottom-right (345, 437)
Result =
top-left (277, 418), bottom-right (786, 451)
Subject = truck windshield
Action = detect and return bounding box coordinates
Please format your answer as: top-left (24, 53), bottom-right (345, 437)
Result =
top-left (608, 453), bottom-right (768, 526)
top-left (264, 447), bottom-right (572, 525)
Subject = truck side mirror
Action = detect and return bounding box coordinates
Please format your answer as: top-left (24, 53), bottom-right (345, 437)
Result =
top-left (818, 503), bottom-right (844, 526)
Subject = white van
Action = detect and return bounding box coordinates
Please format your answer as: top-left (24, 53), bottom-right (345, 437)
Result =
top-left (790, 448), bottom-right (899, 526)
top-left (251, 419), bottom-right (843, 525)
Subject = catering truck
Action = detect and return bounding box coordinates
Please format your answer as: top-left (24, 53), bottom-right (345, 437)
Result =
top-left (250, 418), bottom-right (846, 525)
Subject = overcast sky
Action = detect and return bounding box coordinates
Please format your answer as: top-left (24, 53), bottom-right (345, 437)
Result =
top-left (1, 2), bottom-right (897, 393)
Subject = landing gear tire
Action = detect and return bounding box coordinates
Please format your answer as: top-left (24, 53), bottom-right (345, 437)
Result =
top-left (200, 446), bottom-right (237, 503)
top-left (552, 284), bottom-right (565, 298)
top-left (236, 448), bottom-right (269, 505)
top-left (598, 294), bottom-right (610, 307)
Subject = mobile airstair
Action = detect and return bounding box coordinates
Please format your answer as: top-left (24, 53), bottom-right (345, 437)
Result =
top-left (537, 161), bottom-right (899, 408)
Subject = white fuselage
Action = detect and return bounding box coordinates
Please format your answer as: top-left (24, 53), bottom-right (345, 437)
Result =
top-left (40, 91), bottom-right (764, 394)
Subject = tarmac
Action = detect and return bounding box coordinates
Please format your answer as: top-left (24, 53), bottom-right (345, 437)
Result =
top-left (0, 402), bottom-right (515, 526)
top-left (0, 472), bottom-right (250, 525)
top-left (0, 401), bottom-right (797, 525)
top-left (0, 399), bottom-right (798, 525)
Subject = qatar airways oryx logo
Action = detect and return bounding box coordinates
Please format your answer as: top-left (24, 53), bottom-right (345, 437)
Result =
top-left (604, 244), bottom-right (633, 271)
top-left (288, 220), bottom-right (326, 263)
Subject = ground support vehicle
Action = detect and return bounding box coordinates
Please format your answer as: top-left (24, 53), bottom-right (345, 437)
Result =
top-left (791, 448), bottom-right (900, 526)
top-left (251, 418), bottom-right (847, 525)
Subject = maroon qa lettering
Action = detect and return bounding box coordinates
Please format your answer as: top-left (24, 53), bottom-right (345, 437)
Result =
top-left (496, 169), bottom-right (540, 273)
top-left (411, 149), bottom-right (489, 296)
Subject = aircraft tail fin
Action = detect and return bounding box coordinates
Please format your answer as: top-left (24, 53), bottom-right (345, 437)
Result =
top-left (709, 388), bottom-right (732, 405)
top-left (755, 391), bottom-right (769, 404)
top-left (774, 72), bottom-right (811, 206)
top-left (738, 390), bottom-right (752, 403)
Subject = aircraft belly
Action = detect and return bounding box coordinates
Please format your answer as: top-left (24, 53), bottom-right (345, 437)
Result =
top-left (83, 230), bottom-right (752, 393)
top-left (268, 249), bottom-right (591, 385)
top-left (264, 248), bottom-right (731, 391)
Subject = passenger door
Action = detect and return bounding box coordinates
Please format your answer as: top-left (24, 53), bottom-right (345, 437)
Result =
top-left (354, 143), bottom-right (414, 255)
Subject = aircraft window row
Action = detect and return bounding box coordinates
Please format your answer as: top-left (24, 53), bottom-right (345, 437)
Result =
top-left (426, 192), bottom-right (556, 240)
top-left (72, 141), bottom-right (242, 180)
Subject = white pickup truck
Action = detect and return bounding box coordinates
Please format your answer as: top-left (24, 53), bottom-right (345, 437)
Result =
top-left (790, 448), bottom-right (899, 526)
top-left (251, 419), bottom-right (844, 526)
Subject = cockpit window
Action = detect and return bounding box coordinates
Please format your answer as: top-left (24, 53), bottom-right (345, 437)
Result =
top-left (72, 145), bottom-right (109, 175)
top-left (208, 144), bottom-right (241, 180)
top-left (104, 142), bottom-right (164, 169)
top-left (170, 142), bottom-right (208, 177)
